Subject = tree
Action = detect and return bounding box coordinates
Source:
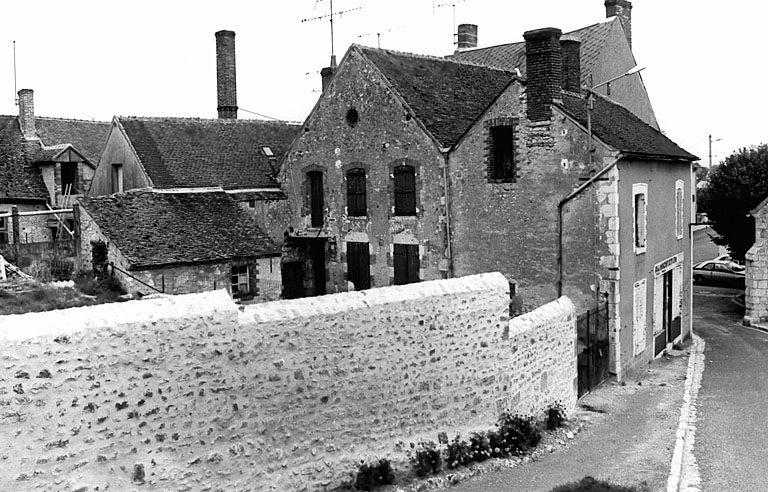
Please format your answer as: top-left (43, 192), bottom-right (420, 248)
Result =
top-left (698, 144), bottom-right (768, 261)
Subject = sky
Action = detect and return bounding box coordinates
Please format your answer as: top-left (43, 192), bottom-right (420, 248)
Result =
top-left (0, 0), bottom-right (765, 166)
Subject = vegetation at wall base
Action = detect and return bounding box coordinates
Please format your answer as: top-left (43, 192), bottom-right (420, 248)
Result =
top-left (354, 458), bottom-right (395, 491)
top-left (548, 476), bottom-right (642, 492)
top-left (408, 440), bottom-right (442, 477)
top-left (546, 401), bottom-right (568, 430)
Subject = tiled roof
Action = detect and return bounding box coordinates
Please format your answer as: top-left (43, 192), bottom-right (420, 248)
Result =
top-left (0, 116), bottom-right (48, 202)
top-left (558, 93), bottom-right (697, 160)
top-left (117, 117), bottom-right (301, 190)
top-left (35, 118), bottom-right (110, 165)
top-left (78, 189), bottom-right (279, 269)
top-left (360, 46), bottom-right (517, 148)
top-left (449, 20), bottom-right (614, 88)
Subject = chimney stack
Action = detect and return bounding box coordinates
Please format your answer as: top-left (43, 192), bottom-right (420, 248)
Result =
top-left (560, 35), bottom-right (582, 93)
top-left (215, 30), bottom-right (238, 119)
top-left (605, 0), bottom-right (632, 50)
top-left (456, 24), bottom-right (478, 50)
top-left (523, 27), bottom-right (562, 122)
top-left (320, 67), bottom-right (334, 92)
top-left (17, 89), bottom-right (37, 140)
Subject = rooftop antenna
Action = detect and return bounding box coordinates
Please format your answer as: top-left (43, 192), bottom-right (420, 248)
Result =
top-left (302, 0), bottom-right (362, 69)
top-left (434, 0), bottom-right (465, 43)
top-left (13, 41), bottom-right (18, 105)
top-left (356, 27), bottom-right (400, 49)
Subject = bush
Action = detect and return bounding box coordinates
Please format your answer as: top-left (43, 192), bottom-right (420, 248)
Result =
top-left (445, 435), bottom-right (472, 469)
top-left (408, 441), bottom-right (442, 477)
top-left (545, 401), bottom-right (567, 430)
top-left (497, 412), bottom-right (542, 456)
top-left (549, 476), bottom-right (641, 492)
top-left (468, 431), bottom-right (492, 462)
top-left (354, 458), bottom-right (395, 491)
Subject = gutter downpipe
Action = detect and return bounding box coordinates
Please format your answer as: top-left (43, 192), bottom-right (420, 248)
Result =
top-left (442, 149), bottom-right (453, 278)
top-left (557, 157), bottom-right (620, 297)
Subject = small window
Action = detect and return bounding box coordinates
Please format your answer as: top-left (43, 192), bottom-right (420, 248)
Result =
top-left (231, 264), bottom-right (249, 298)
top-left (394, 243), bottom-right (419, 285)
top-left (308, 171), bottom-right (324, 227)
top-left (346, 241), bottom-right (371, 290)
top-left (633, 183), bottom-right (647, 254)
top-left (61, 162), bottom-right (78, 194)
top-left (261, 146), bottom-right (274, 157)
top-left (489, 124), bottom-right (516, 181)
top-left (675, 180), bottom-right (684, 239)
top-left (346, 168), bottom-right (367, 216)
top-left (346, 108), bottom-right (359, 126)
top-left (112, 164), bottom-right (124, 193)
top-left (393, 165), bottom-right (416, 216)
top-left (248, 200), bottom-right (256, 208)
top-left (0, 217), bottom-right (8, 244)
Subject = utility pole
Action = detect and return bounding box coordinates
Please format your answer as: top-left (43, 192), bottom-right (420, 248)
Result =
top-left (708, 134), bottom-right (722, 168)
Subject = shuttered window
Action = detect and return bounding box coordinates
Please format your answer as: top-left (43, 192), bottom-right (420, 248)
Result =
top-left (394, 165), bottom-right (416, 216)
top-left (394, 243), bottom-right (419, 285)
top-left (308, 171), bottom-right (324, 227)
top-left (346, 168), bottom-right (367, 216)
top-left (346, 241), bottom-right (371, 290)
top-left (489, 125), bottom-right (516, 181)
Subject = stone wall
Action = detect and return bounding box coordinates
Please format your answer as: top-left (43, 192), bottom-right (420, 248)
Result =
top-left (0, 272), bottom-right (576, 491)
top-left (746, 205), bottom-right (768, 324)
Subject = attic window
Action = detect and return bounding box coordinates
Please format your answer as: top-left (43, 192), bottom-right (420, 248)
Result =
top-left (261, 146), bottom-right (274, 157)
top-left (346, 108), bottom-right (359, 127)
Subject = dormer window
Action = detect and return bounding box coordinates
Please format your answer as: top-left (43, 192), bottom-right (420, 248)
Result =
top-left (61, 163), bottom-right (77, 194)
top-left (261, 146), bottom-right (274, 157)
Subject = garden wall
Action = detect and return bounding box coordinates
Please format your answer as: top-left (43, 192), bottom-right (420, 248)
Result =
top-left (0, 272), bottom-right (576, 491)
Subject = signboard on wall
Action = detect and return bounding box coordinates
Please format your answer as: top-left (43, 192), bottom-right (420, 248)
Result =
top-left (633, 278), bottom-right (647, 356)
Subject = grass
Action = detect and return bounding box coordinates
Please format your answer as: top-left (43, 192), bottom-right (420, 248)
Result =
top-left (0, 273), bottom-right (126, 315)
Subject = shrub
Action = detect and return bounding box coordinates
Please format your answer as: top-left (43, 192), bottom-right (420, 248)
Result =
top-left (497, 412), bottom-right (542, 456)
top-left (549, 476), bottom-right (641, 492)
top-left (487, 428), bottom-right (508, 458)
top-left (468, 431), bottom-right (492, 462)
top-left (354, 458), bottom-right (395, 491)
top-left (408, 441), bottom-right (442, 477)
top-left (545, 401), bottom-right (567, 431)
top-left (446, 435), bottom-right (472, 469)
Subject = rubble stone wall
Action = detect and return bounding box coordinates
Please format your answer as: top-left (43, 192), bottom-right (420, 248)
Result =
top-left (0, 273), bottom-right (576, 491)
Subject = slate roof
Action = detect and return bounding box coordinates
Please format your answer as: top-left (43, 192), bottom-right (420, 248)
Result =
top-left (35, 118), bottom-right (110, 165)
top-left (78, 189), bottom-right (279, 269)
top-left (0, 116), bottom-right (48, 202)
top-left (117, 117), bottom-right (301, 191)
top-left (359, 45), bottom-right (517, 148)
top-left (449, 20), bottom-right (614, 88)
top-left (558, 93), bottom-right (697, 160)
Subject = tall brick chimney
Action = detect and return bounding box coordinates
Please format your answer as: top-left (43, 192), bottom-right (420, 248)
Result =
top-left (456, 24), bottom-right (478, 50)
top-left (560, 35), bottom-right (582, 93)
top-left (215, 30), bottom-right (238, 119)
top-left (17, 89), bottom-right (37, 140)
top-left (605, 0), bottom-right (632, 50)
top-left (523, 27), bottom-right (562, 122)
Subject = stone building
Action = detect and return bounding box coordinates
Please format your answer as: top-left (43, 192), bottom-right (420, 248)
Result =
top-left (274, 19), bottom-right (696, 378)
top-left (744, 196), bottom-right (768, 325)
top-left (76, 189), bottom-right (280, 299)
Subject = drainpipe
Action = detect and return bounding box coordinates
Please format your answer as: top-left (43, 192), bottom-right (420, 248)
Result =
top-left (557, 158), bottom-right (619, 297)
top-left (441, 150), bottom-right (454, 278)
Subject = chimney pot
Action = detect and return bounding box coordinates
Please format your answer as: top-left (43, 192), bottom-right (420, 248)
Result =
top-left (17, 89), bottom-right (37, 140)
top-left (523, 27), bottom-right (562, 122)
top-left (456, 24), bottom-right (478, 50)
top-left (605, 0), bottom-right (632, 49)
top-left (560, 35), bottom-right (582, 93)
top-left (215, 30), bottom-right (238, 119)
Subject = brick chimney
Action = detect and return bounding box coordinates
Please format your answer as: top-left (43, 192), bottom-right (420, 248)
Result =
top-left (321, 67), bottom-right (334, 92)
top-left (605, 0), bottom-right (632, 50)
top-left (215, 30), bottom-right (238, 119)
top-left (456, 24), bottom-right (478, 50)
top-left (17, 89), bottom-right (38, 140)
top-left (523, 27), bottom-right (562, 122)
top-left (560, 35), bottom-right (582, 93)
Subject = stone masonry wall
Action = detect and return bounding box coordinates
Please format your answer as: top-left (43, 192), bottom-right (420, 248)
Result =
top-left (0, 273), bottom-right (576, 491)
top-left (746, 206), bottom-right (768, 324)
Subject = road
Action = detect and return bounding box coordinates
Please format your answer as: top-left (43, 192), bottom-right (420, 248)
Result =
top-left (692, 227), bottom-right (722, 265)
top-left (692, 285), bottom-right (768, 492)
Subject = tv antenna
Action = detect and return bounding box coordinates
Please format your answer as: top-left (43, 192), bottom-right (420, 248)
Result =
top-left (356, 27), bottom-right (400, 49)
top-left (433, 0), bottom-right (466, 43)
top-left (302, 0), bottom-right (362, 69)
top-left (13, 41), bottom-right (18, 105)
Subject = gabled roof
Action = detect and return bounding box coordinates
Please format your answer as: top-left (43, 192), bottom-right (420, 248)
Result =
top-left (558, 93), bottom-right (697, 161)
top-left (449, 20), bottom-right (614, 88)
top-left (78, 189), bottom-right (279, 270)
top-left (358, 45), bottom-right (518, 148)
top-left (35, 117), bottom-right (110, 166)
top-left (0, 116), bottom-right (48, 202)
top-left (116, 117), bottom-right (301, 191)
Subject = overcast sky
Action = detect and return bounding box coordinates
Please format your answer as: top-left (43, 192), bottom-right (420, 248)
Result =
top-left (0, 0), bottom-right (764, 165)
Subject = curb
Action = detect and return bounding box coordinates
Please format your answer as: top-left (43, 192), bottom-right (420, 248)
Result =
top-left (666, 334), bottom-right (705, 492)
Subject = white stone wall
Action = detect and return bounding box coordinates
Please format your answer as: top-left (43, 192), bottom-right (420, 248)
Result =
top-left (746, 207), bottom-right (768, 324)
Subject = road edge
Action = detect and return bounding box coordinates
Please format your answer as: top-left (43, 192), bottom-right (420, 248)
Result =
top-left (666, 334), bottom-right (705, 492)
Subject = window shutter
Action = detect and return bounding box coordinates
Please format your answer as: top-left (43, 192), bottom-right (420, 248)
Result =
top-left (309, 171), bottom-right (324, 227)
top-left (394, 165), bottom-right (416, 215)
top-left (406, 244), bottom-right (420, 283)
top-left (347, 168), bottom-right (366, 216)
top-left (394, 244), bottom-right (407, 285)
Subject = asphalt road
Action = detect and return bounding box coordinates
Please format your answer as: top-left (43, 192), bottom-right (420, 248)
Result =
top-left (693, 285), bottom-right (768, 492)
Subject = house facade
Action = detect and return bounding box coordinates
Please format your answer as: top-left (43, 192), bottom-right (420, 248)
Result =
top-left (275, 20), bottom-right (695, 378)
top-left (744, 196), bottom-right (768, 325)
top-left (76, 189), bottom-right (280, 300)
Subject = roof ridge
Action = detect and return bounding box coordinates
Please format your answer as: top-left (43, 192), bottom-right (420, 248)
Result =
top-left (117, 115), bottom-right (300, 125)
top-left (35, 116), bottom-right (109, 124)
top-left (356, 44), bottom-right (518, 75)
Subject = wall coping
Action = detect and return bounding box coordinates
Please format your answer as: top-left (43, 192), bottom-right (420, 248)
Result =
top-left (508, 296), bottom-right (575, 339)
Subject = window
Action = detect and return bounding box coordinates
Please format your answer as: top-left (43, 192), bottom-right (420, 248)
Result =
top-left (633, 183), bottom-right (647, 254)
top-left (346, 168), bottom-right (367, 216)
top-left (346, 241), bottom-right (371, 290)
top-left (394, 243), bottom-right (419, 285)
top-left (393, 165), bottom-right (416, 216)
top-left (308, 171), bottom-right (324, 227)
top-left (0, 217), bottom-right (7, 244)
top-left (230, 265), bottom-right (249, 298)
top-left (675, 180), bottom-right (684, 239)
top-left (489, 124), bottom-right (516, 181)
top-left (111, 164), bottom-right (123, 193)
top-left (61, 162), bottom-right (77, 194)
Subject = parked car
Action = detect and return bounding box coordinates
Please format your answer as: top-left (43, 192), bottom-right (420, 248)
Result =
top-left (693, 260), bottom-right (746, 288)
top-left (713, 254), bottom-right (745, 266)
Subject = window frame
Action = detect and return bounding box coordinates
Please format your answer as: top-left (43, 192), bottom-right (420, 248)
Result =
top-left (489, 123), bottom-right (517, 182)
top-left (632, 183), bottom-right (648, 254)
top-left (393, 165), bottom-right (416, 216)
top-left (307, 170), bottom-right (324, 227)
top-left (61, 162), bottom-right (78, 194)
top-left (111, 163), bottom-right (124, 193)
top-left (675, 179), bottom-right (684, 240)
top-left (0, 216), bottom-right (7, 244)
top-left (230, 264), bottom-right (249, 298)
top-left (346, 168), bottom-right (367, 217)
top-left (393, 243), bottom-right (420, 285)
